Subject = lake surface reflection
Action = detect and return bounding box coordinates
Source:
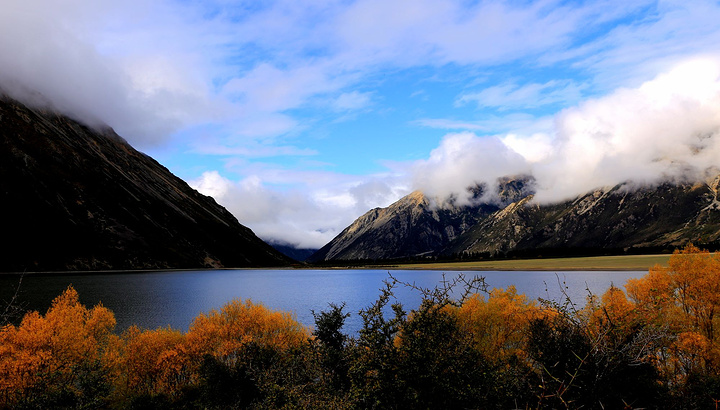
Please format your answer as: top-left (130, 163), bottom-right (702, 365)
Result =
top-left (0, 269), bottom-right (645, 334)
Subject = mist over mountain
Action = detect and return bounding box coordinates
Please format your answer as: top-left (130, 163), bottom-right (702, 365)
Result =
top-left (310, 174), bottom-right (720, 262)
top-left (307, 61), bottom-right (720, 262)
top-left (269, 243), bottom-right (318, 262)
top-left (0, 95), bottom-right (291, 272)
top-left (307, 177), bottom-right (529, 262)
top-left (412, 60), bottom-right (720, 207)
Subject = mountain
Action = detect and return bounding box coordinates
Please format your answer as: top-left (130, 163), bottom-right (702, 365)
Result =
top-left (270, 243), bottom-right (318, 262)
top-left (444, 178), bottom-right (720, 256)
top-left (307, 181), bottom-right (523, 262)
top-left (0, 94), bottom-right (292, 272)
top-left (309, 175), bottom-right (720, 262)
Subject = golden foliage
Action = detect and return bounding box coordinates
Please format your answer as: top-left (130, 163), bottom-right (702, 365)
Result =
top-left (627, 244), bottom-right (720, 341)
top-left (110, 326), bottom-right (189, 398)
top-left (0, 286), bottom-right (115, 403)
top-left (185, 299), bottom-right (310, 365)
top-left (456, 286), bottom-right (547, 360)
top-left (625, 244), bottom-right (720, 381)
top-left (583, 285), bottom-right (635, 337)
top-left (0, 287), bottom-right (312, 407)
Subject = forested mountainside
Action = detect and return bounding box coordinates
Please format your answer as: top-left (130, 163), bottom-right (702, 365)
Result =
top-left (0, 95), bottom-right (291, 271)
top-left (310, 175), bottom-right (720, 262)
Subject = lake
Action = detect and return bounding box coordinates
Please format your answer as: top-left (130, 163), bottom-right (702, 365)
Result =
top-left (0, 269), bottom-right (645, 334)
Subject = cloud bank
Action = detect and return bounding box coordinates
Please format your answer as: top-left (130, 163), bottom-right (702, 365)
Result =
top-left (2, 0), bottom-right (693, 148)
top-left (0, 0), bottom-right (223, 148)
top-left (190, 170), bottom-right (409, 249)
top-left (193, 58), bottom-right (720, 249)
top-left (413, 58), bottom-right (720, 204)
top-left (4, 1), bottom-right (720, 249)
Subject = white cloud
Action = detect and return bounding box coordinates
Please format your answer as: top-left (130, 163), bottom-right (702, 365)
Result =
top-left (531, 57), bottom-right (720, 201)
top-left (222, 63), bottom-right (340, 113)
top-left (0, 0), bottom-right (223, 147)
top-left (190, 169), bottom-right (409, 249)
top-left (415, 114), bottom-right (554, 135)
top-left (411, 58), bottom-right (720, 204)
top-left (501, 133), bottom-right (554, 163)
top-left (332, 91), bottom-right (373, 111)
top-left (456, 80), bottom-right (586, 111)
top-left (411, 132), bottom-right (530, 204)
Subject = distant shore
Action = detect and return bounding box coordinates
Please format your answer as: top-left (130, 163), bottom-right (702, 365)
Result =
top-left (372, 253), bottom-right (673, 271)
top-left (1, 253), bottom-right (676, 275)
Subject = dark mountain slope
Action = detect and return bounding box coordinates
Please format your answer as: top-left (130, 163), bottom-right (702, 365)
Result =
top-left (270, 243), bottom-right (318, 262)
top-left (444, 178), bottom-right (720, 256)
top-left (311, 174), bottom-right (720, 262)
top-left (0, 95), bottom-right (291, 272)
top-left (307, 177), bottom-right (533, 262)
top-left (307, 191), bottom-right (496, 262)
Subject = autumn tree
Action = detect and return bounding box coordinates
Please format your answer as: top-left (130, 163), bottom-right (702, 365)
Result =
top-left (106, 325), bottom-right (189, 404)
top-left (456, 285), bottom-right (547, 361)
top-left (349, 275), bottom-right (529, 409)
top-left (628, 244), bottom-right (720, 341)
top-left (185, 298), bottom-right (309, 362)
top-left (103, 298), bottom-right (315, 408)
top-left (183, 299), bottom-right (315, 408)
top-left (0, 286), bottom-right (115, 408)
top-left (625, 244), bottom-right (720, 405)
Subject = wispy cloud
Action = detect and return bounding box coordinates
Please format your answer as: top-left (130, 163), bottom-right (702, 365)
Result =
top-left (193, 144), bottom-right (318, 158)
top-left (0, 0), bottom-right (603, 143)
top-left (456, 80), bottom-right (586, 111)
top-left (414, 114), bottom-right (554, 135)
top-left (332, 91), bottom-right (373, 112)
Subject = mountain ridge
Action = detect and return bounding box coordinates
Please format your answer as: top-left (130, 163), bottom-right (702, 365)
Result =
top-left (310, 175), bottom-right (720, 262)
top-left (0, 94), bottom-right (291, 272)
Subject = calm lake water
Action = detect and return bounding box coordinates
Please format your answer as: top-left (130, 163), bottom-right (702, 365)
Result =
top-left (0, 269), bottom-right (645, 334)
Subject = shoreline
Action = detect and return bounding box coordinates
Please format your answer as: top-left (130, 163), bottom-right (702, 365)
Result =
top-left (1, 253), bottom-right (674, 275)
top-left (377, 253), bottom-right (671, 272)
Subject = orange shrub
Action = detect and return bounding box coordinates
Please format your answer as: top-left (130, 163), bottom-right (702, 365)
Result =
top-left (109, 326), bottom-right (189, 399)
top-left (627, 244), bottom-right (720, 341)
top-left (185, 299), bottom-right (310, 366)
top-left (456, 286), bottom-right (548, 360)
top-left (0, 286), bottom-right (115, 405)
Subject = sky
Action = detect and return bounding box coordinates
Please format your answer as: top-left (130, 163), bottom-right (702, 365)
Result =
top-left (3, 0), bottom-right (720, 249)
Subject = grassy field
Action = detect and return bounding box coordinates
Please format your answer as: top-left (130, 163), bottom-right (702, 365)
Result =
top-left (375, 254), bottom-right (673, 271)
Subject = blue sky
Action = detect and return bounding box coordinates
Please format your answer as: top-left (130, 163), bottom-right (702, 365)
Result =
top-left (4, 0), bottom-right (720, 248)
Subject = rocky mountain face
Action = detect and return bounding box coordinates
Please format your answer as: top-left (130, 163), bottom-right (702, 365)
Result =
top-left (444, 179), bottom-right (720, 256)
top-left (0, 95), bottom-right (291, 272)
top-left (307, 185), bottom-right (511, 262)
top-left (310, 175), bottom-right (720, 262)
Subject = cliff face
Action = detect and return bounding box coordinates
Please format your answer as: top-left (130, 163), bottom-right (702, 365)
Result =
top-left (307, 191), bottom-right (499, 262)
top-left (307, 177), bottom-right (533, 262)
top-left (311, 175), bottom-right (720, 262)
top-left (0, 95), bottom-right (291, 272)
top-left (445, 179), bottom-right (720, 256)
